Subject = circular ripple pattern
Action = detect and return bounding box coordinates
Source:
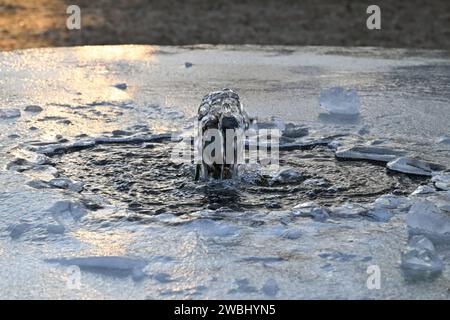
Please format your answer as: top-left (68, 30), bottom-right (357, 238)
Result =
top-left (53, 142), bottom-right (426, 215)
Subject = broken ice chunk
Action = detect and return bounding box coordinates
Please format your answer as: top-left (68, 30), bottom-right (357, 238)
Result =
top-left (357, 126), bottom-right (370, 135)
top-left (26, 179), bottom-right (51, 189)
top-left (360, 195), bottom-right (411, 221)
top-left (387, 157), bottom-right (445, 176)
top-left (28, 142), bottom-right (67, 155)
top-left (45, 256), bottom-right (148, 281)
top-left (436, 137), bottom-right (450, 145)
top-left (0, 108), bottom-right (21, 119)
top-left (184, 219), bottom-right (239, 238)
top-left (45, 200), bottom-right (86, 221)
top-left (270, 168), bottom-right (304, 185)
top-left (291, 202), bottom-right (329, 221)
top-left (335, 146), bottom-right (406, 163)
top-left (282, 123), bottom-right (309, 138)
top-left (319, 87), bottom-right (360, 116)
top-left (256, 116), bottom-right (285, 131)
top-left (400, 235), bottom-right (443, 281)
top-left (152, 272), bottom-right (174, 283)
top-left (8, 147), bottom-right (50, 166)
top-left (329, 203), bottom-right (368, 219)
top-left (20, 165), bottom-right (58, 181)
top-left (372, 194), bottom-right (411, 211)
top-left (279, 136), bottom-right (337, 151)
top-left (261, 278), bottom-right (279, 297)
top-left (411, 185), bottom-right (436, 196)
top-left (409, 235), bottom-right (436, 252)
top-left (362, 208), bottom-right (393, 222)
top-left (318, 251), bottom-right (357, 262)
top-left (229, 278), bottom-right (258, 294)
top-left (425, 193), bottom-right (450, 213)
top-left (8, 223), bottom-right (31, 240)
top-left (49, 178), bottom-right (84, 192)
top-left (406, 200), bottom-right (450, 244)
top-left (432, 173), bottom-right (450, 191)
top-left (280, 229), bottom-right (302, 240)
top-left (71, 139), bottom-right (96, 149)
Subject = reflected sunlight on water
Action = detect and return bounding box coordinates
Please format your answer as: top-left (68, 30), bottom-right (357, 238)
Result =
top-left (71, 45), bottom-right (159, 63)
top-left (4, 45), bottom-right (162, 137)
top-left (71, 229), bottom-right (134, 256)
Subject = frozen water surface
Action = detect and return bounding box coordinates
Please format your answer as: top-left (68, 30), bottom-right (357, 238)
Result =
top-left (1, 45), bottom-right (450, 299)
top-left (319, 87), bottom-right (360, 116)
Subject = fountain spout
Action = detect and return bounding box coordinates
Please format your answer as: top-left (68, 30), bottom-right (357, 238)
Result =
top-left (195, 88), bottom-right (249, 180)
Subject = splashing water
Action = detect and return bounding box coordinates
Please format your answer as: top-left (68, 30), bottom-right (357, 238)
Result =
top-left (196, 88), bottom-right (249, 180)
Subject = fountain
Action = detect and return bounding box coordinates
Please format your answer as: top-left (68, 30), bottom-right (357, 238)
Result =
top-left (195, 88), bottom-right (249, 180)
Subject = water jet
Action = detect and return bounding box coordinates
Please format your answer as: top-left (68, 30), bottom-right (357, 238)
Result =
top-left (195, 88), bottom-right (249, 180)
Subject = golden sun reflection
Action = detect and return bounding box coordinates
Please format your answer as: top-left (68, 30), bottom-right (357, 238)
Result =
top-left (71, 45), bottom-right (160, 63)
top-left (22, 45), bottom-right (161, 137)
top-left (71, 229), bottom-right (134, 256)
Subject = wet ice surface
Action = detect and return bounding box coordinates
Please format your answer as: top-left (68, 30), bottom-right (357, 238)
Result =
top-left (1, 45), bottom-right (450, 299)
top-left (319, 87), bottom-right (360, 116)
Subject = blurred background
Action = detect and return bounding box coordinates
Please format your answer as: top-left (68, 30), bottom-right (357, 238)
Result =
top-left (0, 0), bottom-right (449, 51)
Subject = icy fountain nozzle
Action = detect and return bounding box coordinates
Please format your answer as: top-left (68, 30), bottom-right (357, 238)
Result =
top-left (195, 88), bottom-right (249, 180)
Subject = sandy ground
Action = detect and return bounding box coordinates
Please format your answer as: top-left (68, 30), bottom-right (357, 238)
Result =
top-left (0, 0), bottom-right (449, 51)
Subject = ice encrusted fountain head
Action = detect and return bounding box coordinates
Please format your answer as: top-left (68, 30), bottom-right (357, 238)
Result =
top-left (195, 88), bottom-right (249, 180)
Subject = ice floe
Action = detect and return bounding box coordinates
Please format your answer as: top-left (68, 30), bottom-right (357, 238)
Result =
top-left (335, 146), bottom-right (406, 162)
top-left (7, 147), bottom-right (50, 167)
top-left (23, 133), bottom-right (173, 156)
top-left (152, 272), bottom-right (174, 283)
top-left (432, 173), bottom-right (450, 191)
top-left (291, 202), bottom-right (329, 221)
top-left (372, 194), bottom-right (411, 211)
top-left (436, 137), bottom-right (450, 145)
top-left (280, 228), bottom-right (302, 240)
top-left (45, 200), bottom-right (86, 222)
top-left (261, 278), bottom-right (279, 297)
top-left (411, 185), bottom-right (436, 196)
top-left (318, 251), bottom-right (357, 262)
top-left (20, 165), bottom-right (58, 181)
top-left (401, 235), bottom-right (443, 281)
top-left (48, 178), bottom-right (84, 192)
top-left (387, 157), bottom-right (445, 176)
top-left (361, 208), bottom-right (393, 222)
top-left (282, 123), bottom-right (309, 138)
top-left (279, 136), bottom-right (337, 151)
top-left (269, 168), bottom-right (304, 185)
top-left (25, 177), bottom-right (83, 192)
top-left (183, 219), bottom-right (240, 238)
top-left (425, 193), bottom-right (450, 213)
top-left (406, 199), bottom-right (450, 244)
top-left (0, 108), bottom-right (21, 119)
top-left (329, 203), bottom-right (368, 219)
top-left (8, 223), bottom-right (31, 240)
top-left (45, 256), bottom-right (148, 281)
top-left (319, 87), bottom-right (360, 116)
